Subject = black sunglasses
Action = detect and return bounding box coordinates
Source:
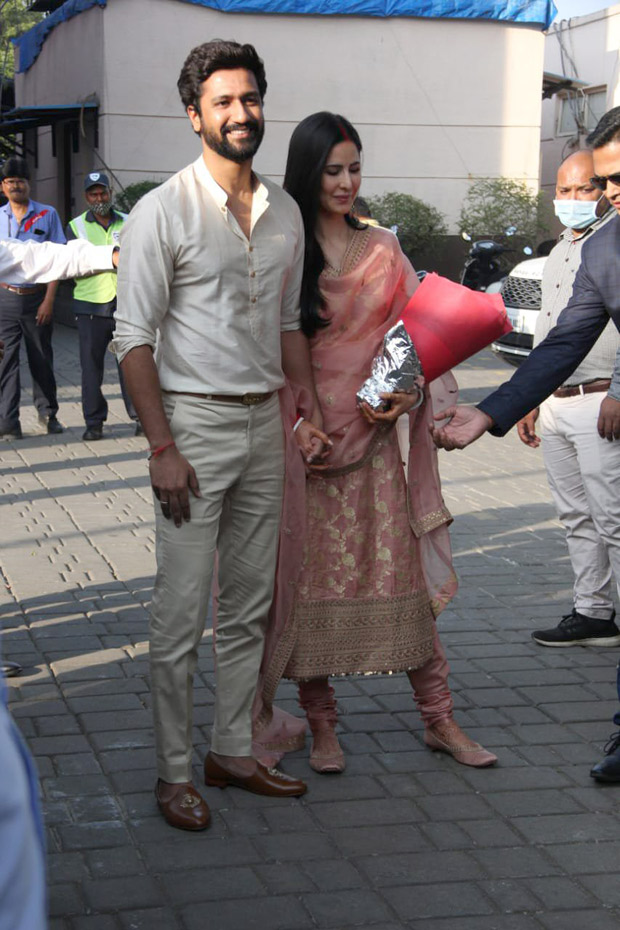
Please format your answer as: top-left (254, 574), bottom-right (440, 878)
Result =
top-left (590, 173), bottom-right (620, 191)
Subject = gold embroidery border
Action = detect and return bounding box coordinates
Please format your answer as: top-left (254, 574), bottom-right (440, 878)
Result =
top-left (410, 505), bottom-right (453, 538)
top-left (284, 591), bottom-right (435, 680)
top-left (323, 227), bottom-right (372, 278)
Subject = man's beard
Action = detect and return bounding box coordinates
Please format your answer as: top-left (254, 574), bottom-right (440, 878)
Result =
top-left (201, 119), bottom-right (264, 164)
top-left (90, 200), bottom-right (112, 216)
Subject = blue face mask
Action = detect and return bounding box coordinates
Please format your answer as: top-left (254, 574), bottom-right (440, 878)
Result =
top-left (553, 197), bottom-right (602, 230)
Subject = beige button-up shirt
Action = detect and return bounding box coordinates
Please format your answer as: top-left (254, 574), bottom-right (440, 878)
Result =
top-left (113, 157), bottom-right (304, 394)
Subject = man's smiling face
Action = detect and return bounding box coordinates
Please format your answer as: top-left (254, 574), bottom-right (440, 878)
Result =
top-left (187, 68), bottom-right (264, 165)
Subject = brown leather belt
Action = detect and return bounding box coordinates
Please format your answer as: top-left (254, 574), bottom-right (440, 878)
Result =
top-left (0, 282), bottom-right (46, 296)
top-left (553, 379), bottom-right (611, 398)
top-left (169, 391), bottom-right (274, 406)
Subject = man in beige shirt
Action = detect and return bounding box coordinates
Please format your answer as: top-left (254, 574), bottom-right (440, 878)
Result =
top-left (114, 40), bottom-right (326, 830)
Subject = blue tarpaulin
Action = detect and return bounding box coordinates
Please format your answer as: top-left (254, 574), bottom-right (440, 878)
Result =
top-left (14, 0), bottom-right (106, 73)
top-left (14, 0), bottom-right (556, 74)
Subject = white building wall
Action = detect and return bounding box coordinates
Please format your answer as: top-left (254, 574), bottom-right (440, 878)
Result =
top-left (15, 0), bottom-right (545, 230)
top-left (542, 5), bottom-right (620, 200)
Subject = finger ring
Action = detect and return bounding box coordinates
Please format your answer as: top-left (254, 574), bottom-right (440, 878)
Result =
top-left (160, 499), bottom-right (170, 506)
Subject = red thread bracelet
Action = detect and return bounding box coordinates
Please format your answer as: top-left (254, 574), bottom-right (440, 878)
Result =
top-left (148, 440), bottom-right (176, 460)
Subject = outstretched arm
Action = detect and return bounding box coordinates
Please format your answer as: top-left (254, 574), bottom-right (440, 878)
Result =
top-left (0, 238), bottom-right (116, 283)
top-left (477, 257), bottom-right (610, 436)
top-left (430, 405), bottom-right (494, 450)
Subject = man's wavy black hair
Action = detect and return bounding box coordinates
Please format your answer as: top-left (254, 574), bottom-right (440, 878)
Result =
top-left (177, 39), bottom-right (267, 112)
top-left (586, 106), bottom-right (620, 148)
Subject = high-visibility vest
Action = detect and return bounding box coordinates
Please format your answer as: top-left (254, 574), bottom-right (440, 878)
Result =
top-left (69, 210), bottom-right (127, 303)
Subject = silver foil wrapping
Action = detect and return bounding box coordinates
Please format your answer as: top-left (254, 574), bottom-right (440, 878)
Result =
top-left (357, 321), bottom-right (423, 410)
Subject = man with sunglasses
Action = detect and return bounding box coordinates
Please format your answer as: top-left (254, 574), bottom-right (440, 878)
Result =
top-left (431, 106), bottom-right (620, 783)
top-left (431, 108), bottom-right (620, 449)
top-left (515, 151), bottom-right (620, 650)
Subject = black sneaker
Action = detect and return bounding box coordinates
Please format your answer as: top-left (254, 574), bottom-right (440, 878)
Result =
top-left (43, 415), bottom-right (64, 434)
top-left (1, 661), bottom-right (22, 678)
top-left (590, 732), bottom-right (620, 783)
top-left (82, 426), bottom-right (103, 441)
top-left (532, 609), bottom-right (620, 647)
top-left (0, 425), bottom-right (22, 439)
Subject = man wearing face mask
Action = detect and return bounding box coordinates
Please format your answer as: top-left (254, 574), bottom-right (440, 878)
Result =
top-left (66, 172), bottom-right (140, 440)
top-left (515, 150), bottom-right (620, 647)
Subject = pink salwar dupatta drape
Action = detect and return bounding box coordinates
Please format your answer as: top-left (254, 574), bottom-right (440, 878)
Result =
top-left (252, 227), bottom-right (458, 764)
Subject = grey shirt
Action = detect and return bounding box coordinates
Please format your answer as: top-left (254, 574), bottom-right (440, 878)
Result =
top-left (113, 156), bottom-right (304, 394)
top-left (534, 209), bottom-right (619, 388)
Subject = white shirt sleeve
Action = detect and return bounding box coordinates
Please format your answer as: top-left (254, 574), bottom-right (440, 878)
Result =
top-left (0, 239), bottom-right (115, 284)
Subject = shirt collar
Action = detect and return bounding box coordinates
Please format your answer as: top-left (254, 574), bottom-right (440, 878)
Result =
top-left (1, 198), bottom-right (37, 219)
top-left (193, 155), bottom-right (269, 214)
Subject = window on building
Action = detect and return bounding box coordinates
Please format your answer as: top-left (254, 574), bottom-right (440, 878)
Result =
top-left (557, 88), bottom-right (607, 136)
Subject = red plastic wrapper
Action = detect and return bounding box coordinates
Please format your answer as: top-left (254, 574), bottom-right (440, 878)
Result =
top-left (400, 273), bottom-right (512, 383)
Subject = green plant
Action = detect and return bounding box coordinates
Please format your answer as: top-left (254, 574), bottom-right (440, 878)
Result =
top-left (365, 192), bottom-right (448, 258)
top-left (115, 180), bottom-right (162, 213)
top-left (459, 177), bottom-right (551, 247)
top-left (0, 0), bottom-right (42, 82)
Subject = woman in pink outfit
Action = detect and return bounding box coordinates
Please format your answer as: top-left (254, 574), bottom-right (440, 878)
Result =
top-left (253, 112), bottom-right (496, 774)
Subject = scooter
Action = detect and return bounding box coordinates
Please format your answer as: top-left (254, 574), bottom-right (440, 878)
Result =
top-left (459, 234), bottom-right (510, 292)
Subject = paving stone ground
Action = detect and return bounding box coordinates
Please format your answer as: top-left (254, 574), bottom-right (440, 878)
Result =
top-left (2, 324), bottom-right (619, 930)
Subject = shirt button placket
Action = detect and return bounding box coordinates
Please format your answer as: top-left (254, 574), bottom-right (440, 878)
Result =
top-left (248, 245), bottom-right (257, 307)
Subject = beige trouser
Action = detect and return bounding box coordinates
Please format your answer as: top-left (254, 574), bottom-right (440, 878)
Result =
top-left (540, 391), bottom-right (620, 620)
top-left (150, 392), bottom-right (284, 783)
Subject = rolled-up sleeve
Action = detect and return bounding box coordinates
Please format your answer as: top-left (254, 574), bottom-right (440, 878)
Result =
top-left (112, 193), bottom-right (175, 363)
top-left (279, 209), bottom-right (304, 333)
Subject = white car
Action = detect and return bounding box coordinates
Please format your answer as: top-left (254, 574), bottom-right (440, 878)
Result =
top-left (491, 256), bottom-right (547, 367)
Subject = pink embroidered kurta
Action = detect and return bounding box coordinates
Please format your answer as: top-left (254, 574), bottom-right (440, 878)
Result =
top-left (252, 226), bottom-right (458, 759)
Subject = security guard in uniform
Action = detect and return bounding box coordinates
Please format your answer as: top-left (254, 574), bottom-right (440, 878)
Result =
top-left (66, 172), bottom-right (140, 440)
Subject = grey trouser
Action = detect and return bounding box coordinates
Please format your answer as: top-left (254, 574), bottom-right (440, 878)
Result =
top-left (150, 392), bottom-right (284, 782)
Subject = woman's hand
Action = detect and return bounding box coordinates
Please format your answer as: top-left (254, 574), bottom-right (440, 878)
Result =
top-left (360, 386), bottom-right (424, 425)
top-left (294, 419), bottom-right (332, 465)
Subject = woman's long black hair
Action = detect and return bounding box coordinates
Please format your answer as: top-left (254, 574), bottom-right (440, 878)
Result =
top-left (283, 112), bottom-right (364, 338)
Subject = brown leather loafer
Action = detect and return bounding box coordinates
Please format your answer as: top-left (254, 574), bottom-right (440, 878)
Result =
top-left (155, 780), bottom-right (210, 831)
top-left (204, 754), bottom-right (307, 797)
